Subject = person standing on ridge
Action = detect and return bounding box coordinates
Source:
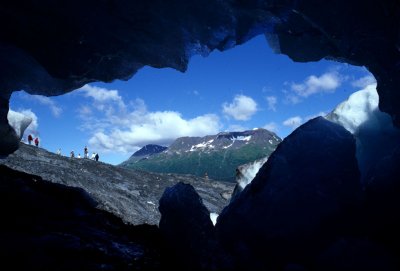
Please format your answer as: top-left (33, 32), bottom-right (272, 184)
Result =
top-left (34, 137), bottom-right (39, 147)
top-left (57, 148), bottom-right (61, 155)
top-left (91, 152), bottom-right (96, 160)
top-left (84, 146), bottom-right (88, 158)
top-left (95, 153), bottom-right (99, 161)
top-left (70, 150), bottom-right (75, 158)
top-left (28, 134), bottom-right (33, 145)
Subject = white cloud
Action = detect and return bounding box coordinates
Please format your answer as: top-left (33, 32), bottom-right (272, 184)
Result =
top-left (76, 86), bottom-right (221, 154)
top-left (266, 96), bottom-right (277, 111)
top-left (281, 112), bottom-right (326, 131)
top-left (87, 111), bottom-right (221, 154)
top-left (77, 84), bottom-right (126, 111)
top-left (351, 75), bottom-right (376, 89)
top-left (283, 116), bottom-right (303, 130)
top-left (222, 94), bottom-right (258, 121)
top-left (31, 95), bottom-right (62, 117)
top-left (290, 72), bottom-right (342, 97)
top-left (263, 122), bottom-right (279, 133)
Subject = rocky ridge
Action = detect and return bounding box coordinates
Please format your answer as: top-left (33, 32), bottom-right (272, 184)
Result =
top-left (0, 143), bottom-right (234, 225)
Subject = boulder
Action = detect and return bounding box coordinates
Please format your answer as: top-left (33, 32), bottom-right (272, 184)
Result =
top-left (216, 117), bottom-right (362, 270)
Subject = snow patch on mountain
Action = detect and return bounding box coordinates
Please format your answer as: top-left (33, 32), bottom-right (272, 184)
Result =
top-left (223, 142), bottom-right (234, 149)
top-left (190, 139), bottom-right (215, 151)
top-left (235, 135), bottom-right (251, 141)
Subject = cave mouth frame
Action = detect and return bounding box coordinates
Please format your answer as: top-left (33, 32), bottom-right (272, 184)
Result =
top-left (1, 0), bottom-right (399, 158)
top-left (9, 34), bottom-right (376, 166)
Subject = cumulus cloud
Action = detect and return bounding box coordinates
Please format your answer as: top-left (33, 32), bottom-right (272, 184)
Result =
top-left (290, 72), bottom-right (342, 98)
top-left (87, 111), bottom-right (221, 153)
top-left (283, 116), bottom-right (303, 130)
top-left (266, 96), bottom-right (277, 111)
top-left (222, 94), bottom-right (258, 121)
top-left (31, 95), bottom-right (62, 117)
top-left (76, 85), bottom-right (221, 153)
top-left (77, 84), bottom-right (126, 111)
top-left (351, 75), bottom-right (376, 89)
top-left (281, 112), bottom-right (327, 131)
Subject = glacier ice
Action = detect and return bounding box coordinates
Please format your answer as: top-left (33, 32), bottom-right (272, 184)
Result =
top-left (237, 156), bottom-right (269, 189)
top-left (7, 110), bottom-right (32, 140)
top-left (325, 84), bottom-right (400, 183)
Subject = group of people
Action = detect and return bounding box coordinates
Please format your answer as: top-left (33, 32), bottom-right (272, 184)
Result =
top-left (27, 134), bottom-right (100, 162)
top-left (67, 146), bottom-right (100, 161)
top-left (27, 134), bottom-right (39, 147)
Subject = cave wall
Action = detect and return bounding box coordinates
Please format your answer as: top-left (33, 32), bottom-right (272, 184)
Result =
top-left (1, 0), bottom-right (399, 155)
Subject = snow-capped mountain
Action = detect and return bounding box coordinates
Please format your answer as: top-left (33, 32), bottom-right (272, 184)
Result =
top-left (166, 129), bottom-right (279, 154)
top-left (121, 128), bottom-right (281, 182)
top-left (123, 144), bottom-right (168, 164)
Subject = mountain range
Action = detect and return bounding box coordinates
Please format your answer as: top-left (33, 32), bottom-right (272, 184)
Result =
top-left (120, 128), bottom-right (281, 182)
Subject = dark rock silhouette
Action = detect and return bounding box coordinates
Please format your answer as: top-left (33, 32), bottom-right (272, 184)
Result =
top-left (159, 182), bottom-right (233, 270)
top-left (0, 165), bottom-right (164, 270)
top-left (216, 117), bottom-right (363, 270)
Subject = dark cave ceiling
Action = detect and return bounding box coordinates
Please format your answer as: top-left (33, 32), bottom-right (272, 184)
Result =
top-left (1, 0), bottom-right (399, 155)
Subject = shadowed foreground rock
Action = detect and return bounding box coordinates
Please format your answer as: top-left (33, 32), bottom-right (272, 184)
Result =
top-left (0, 165), bottom-right (163, 270)
top-left (158, 182), bottom-right (233, 270)
top-left (216, 117), bottom-right (365, 270)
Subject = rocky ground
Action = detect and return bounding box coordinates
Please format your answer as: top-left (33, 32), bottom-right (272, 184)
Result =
top-left (0, 143), bottom-right (235, 225)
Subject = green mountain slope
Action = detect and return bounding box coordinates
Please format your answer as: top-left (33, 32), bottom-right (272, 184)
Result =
top-left (120, 129), bottom-right (281, 182)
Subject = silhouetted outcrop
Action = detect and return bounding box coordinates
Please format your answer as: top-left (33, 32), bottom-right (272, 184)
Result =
top-left (216, 117), bottom-right (364, 270)
top-left (159, 182), bottom-right (232, 270)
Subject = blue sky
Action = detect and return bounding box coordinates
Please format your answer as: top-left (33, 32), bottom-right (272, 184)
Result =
top-left (10, 35), bottom-right (375, 165)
